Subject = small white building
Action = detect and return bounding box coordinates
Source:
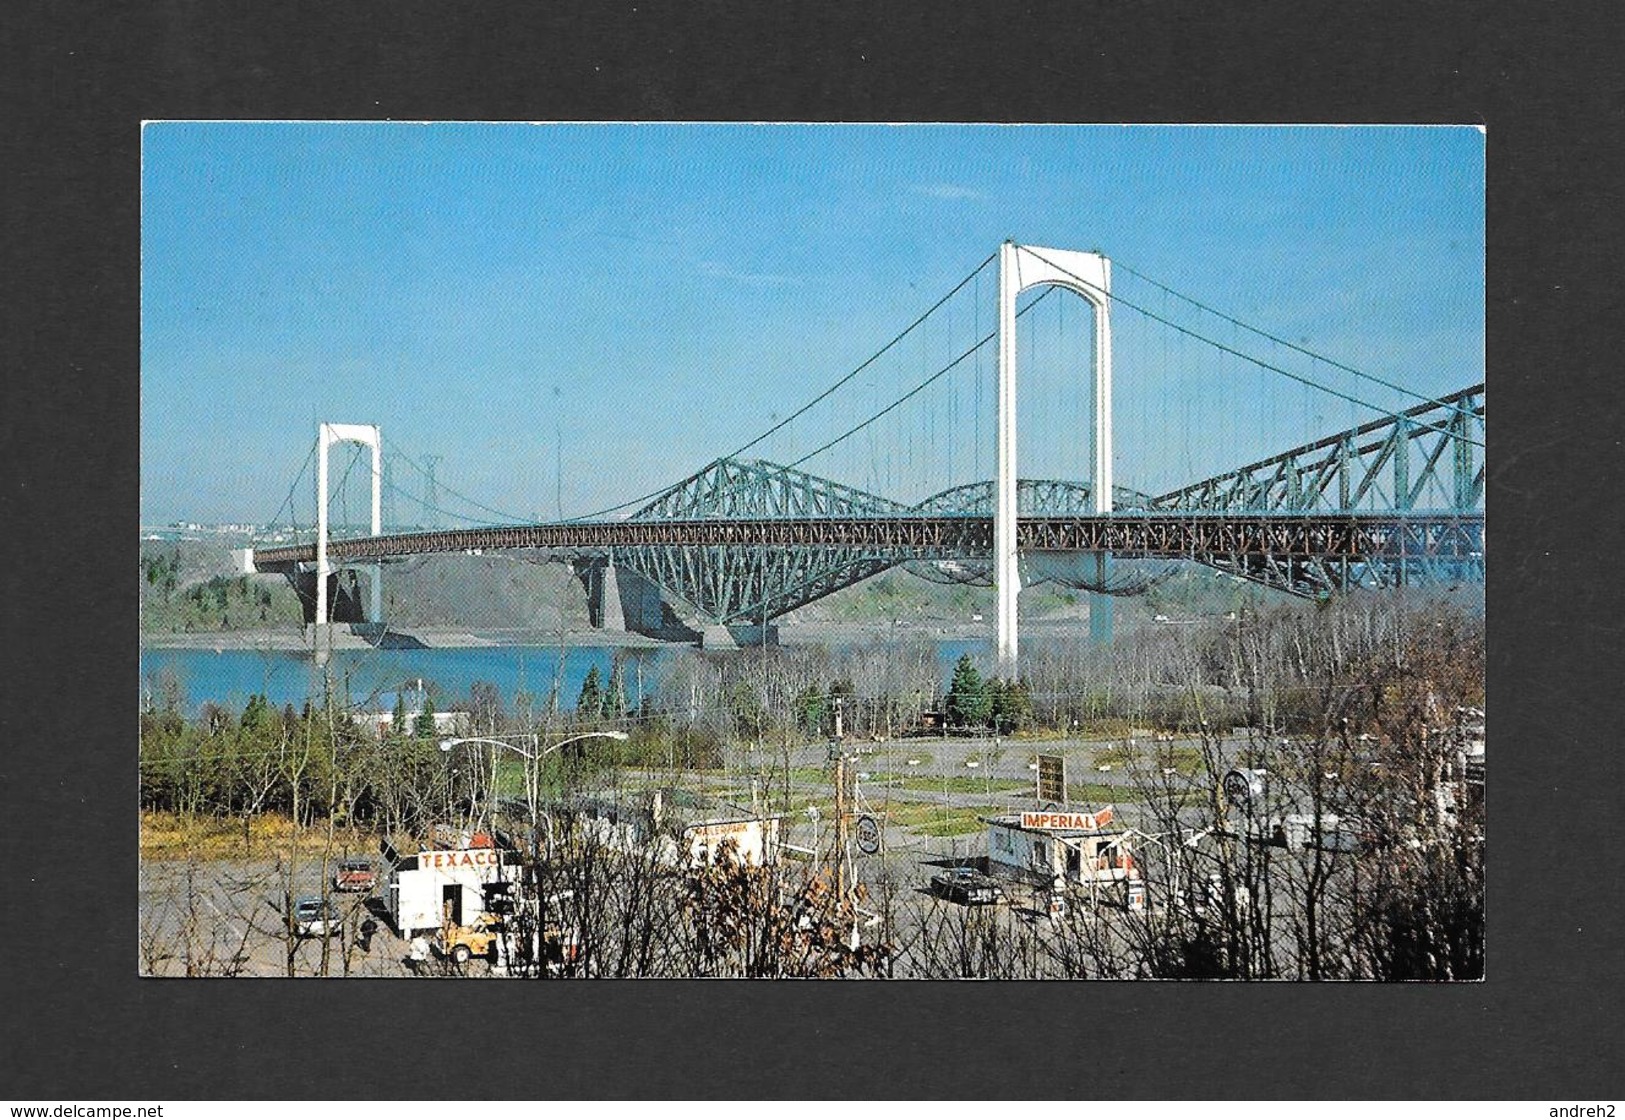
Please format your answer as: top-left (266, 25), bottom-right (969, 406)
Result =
top-left (683, 814), bottom-right (782, 868)
top-left (388, 844), bottom-right (523, 936)
top-left (355, 681), bottom-right (470, 740)
top-left (985, 809), bottom-right (1139, 888)
top-left (566, 789), bottom-right (781, 869)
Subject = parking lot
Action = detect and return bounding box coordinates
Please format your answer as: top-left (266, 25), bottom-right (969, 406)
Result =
top-left (137, 731), bottom-right (1267, 977)
top-left (139, 855), bottom-right (417, 977)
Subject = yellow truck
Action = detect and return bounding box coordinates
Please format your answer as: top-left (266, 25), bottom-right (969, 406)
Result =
top-left (437, 914), bottom-right (504, 965)
top-left (438, 887), bottom-right (584, 972)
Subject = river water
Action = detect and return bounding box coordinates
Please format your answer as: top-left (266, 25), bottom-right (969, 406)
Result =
top-left (139, 638), bottom-right (993, 717)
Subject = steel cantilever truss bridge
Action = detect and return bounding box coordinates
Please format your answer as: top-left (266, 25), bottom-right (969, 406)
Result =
top-left (252, 384), bottom-right (1484, 628)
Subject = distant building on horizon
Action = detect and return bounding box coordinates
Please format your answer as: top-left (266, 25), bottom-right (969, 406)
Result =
top-left (355, 680), bottom-right (469, 740)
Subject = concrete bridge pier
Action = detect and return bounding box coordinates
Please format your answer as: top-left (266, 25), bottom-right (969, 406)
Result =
top-left (700, 623), bottom-right (780, 650)
top-left (1089, 552), bottom-right (1114, 644)
top-left (291, 567), bottom-right (382, 664)
top-left (574, 557), bottom-right (626, 632)
top-left (575, 556), bottom-right (701, 642)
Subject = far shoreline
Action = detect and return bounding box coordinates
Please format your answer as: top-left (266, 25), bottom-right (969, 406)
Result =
top-left (136, 617), bottom-right (1105, 653)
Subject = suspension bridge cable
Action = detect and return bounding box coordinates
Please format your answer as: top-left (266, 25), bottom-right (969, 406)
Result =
top-left (386, 447), bottom-right (530, 525)
top-left (562, 251), bottom-right (1001, 523)
top-left (379, 471), bottom-right (507, 529)
top-left (1111, 256), bottom-right (1484, 424)
top-left (1019, 246), bottom-right (1483, 448)
top-left (779, 288), bottom-right (1059, 475)
top-left (599, 287), bottom-right (1063, 522)
top-left (265, 440), bottom-right (318, 531)
top-left (719, 250), bottom-right (998, 464)
top-left (973, 268), bottom-right (983, 484)
top-left (942, 292), bottom-right (949, 481)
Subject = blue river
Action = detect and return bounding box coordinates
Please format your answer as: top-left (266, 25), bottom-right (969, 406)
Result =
top-left (139, 639), bottom-right (993, 717)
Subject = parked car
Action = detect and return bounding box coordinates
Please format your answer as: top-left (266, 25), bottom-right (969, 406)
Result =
top-left (930, 866), bottom-right (1001, 905)
top-left (293, 896), bottom-right (342, 938)
top-left (332, 859), bottom-right (377, 893)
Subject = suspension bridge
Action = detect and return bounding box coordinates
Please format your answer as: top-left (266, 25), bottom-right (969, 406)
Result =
top-left (241, 242), bottom-right (1485, 667)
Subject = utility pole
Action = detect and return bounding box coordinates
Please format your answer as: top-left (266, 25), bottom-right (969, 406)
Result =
top-left (833, 752), bottom-right (848, 903)
top-left (831, 697), bottom-right (849, 904)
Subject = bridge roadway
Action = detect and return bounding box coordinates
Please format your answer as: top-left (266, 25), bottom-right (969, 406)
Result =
top-left (250, 512), bottom-right (1484, 570)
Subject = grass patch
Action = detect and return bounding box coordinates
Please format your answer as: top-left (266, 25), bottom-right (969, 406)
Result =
top-left (1064, 782), bottom-right (1146, 805)
top-left (867, 748), bottom-right (934, 767)
top-left (763, 796), bottom-right (835, 824)
top-left (786, 766), bottom-right (836, 786)
top-left (1090, 742), bottom-right (1204, 774)
top-left (883, 801), bottom-right (1000, 837)
top-left (140, 810), bottom-right (375, 863)
top-left (911, 808), bottom-right (1001, 838)
top-left (882, 774), bottom-right (1031, 796)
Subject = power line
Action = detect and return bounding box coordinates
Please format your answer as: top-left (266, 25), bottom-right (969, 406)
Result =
top-left (332, 442), bottom-right (367, 529)
top-left (420, 454), bottom-right (442, 527)
top-left (378, 470), bottom-right (506, 528)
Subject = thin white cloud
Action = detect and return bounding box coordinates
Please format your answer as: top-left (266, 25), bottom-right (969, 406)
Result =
top-left (696, 260), bottom-right (802, 286)
top-left (911, 182), bottom-right (986, 201)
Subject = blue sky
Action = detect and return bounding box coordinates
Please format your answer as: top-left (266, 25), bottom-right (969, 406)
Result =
top-left (141, 123), bottom-right (1483, 525)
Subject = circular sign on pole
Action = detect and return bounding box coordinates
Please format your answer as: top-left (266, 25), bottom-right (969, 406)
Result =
top-left (1223, 768), bottom-right (1267, 806)
top-left (855, 814), bottom-right (881, 855)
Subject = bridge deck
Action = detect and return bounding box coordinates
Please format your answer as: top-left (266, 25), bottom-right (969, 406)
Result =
top-left (252, 512), bottom-right (1483, 569)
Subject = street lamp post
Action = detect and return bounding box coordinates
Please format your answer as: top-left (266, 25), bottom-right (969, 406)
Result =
top-left (438, 731), bottom-right (630, 855)
top-left (436, 730), bottom-right (624, 978)
top-left (989, 733), bottom-right (998, 801)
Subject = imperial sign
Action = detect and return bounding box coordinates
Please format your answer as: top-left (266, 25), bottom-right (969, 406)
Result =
top-left (1020, 808), bottom-right (1113, 831)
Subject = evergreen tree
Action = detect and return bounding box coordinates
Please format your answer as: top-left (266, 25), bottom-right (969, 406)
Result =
top-left (413, 693), bottom-right (438, 739)
top-left (990, 678), bottom-right (1034, 732)
top-left (727, 679), bottom-right (765, 739)
top-left (945, 653), bottom-right (992, 728)
top-left (240, 693), bottom-right (273, 733)
top-left (1011, 678), bottom-right (1034, 729)
top-left (604, 657), bottom-right (629, 719)
top-left (795, 684), bottom-right (828, 735)
top-left (391, 691), bottom-right (409, 738)
top-left (577, 665), bottom-right (604, 718)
